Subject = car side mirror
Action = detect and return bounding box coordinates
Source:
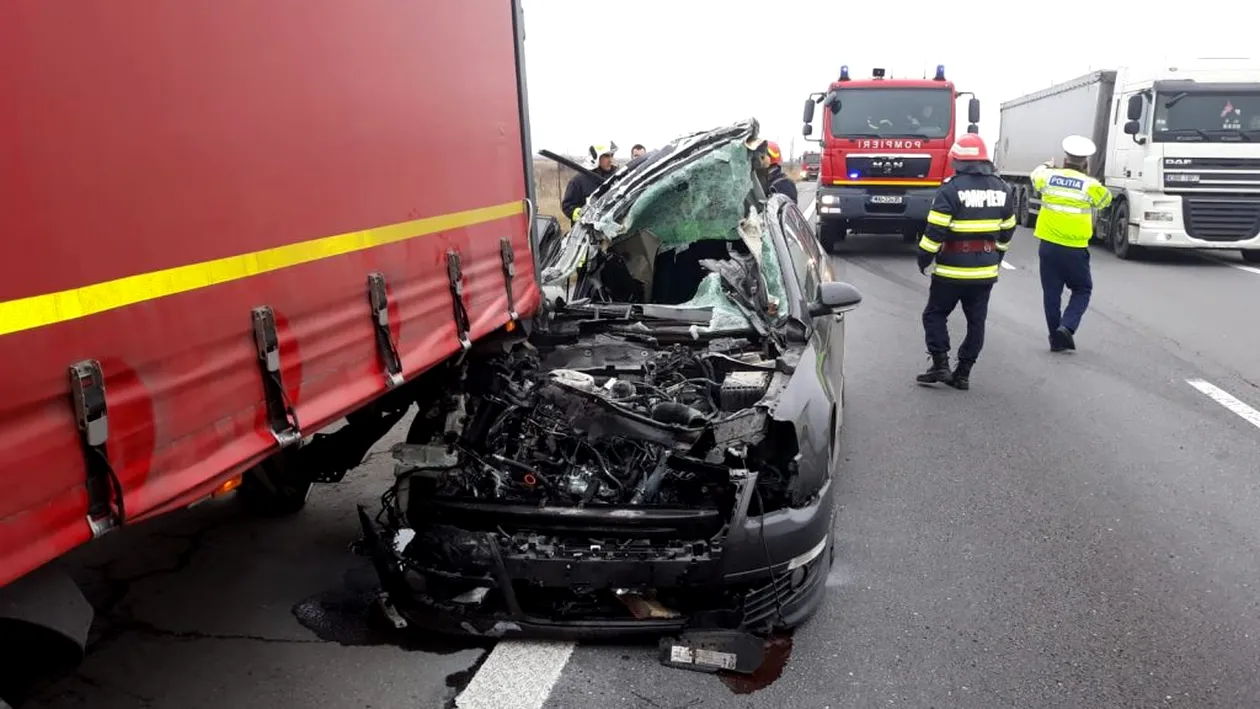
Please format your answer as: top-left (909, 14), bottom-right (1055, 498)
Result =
top-left (808, 281), bottom-right (863, 317)
top-left (802, 98), bottom-right (816, 124)
top-left (968, 97), bottom-right (981, 124)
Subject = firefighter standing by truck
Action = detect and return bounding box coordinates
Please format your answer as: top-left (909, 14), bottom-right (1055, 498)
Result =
top-left (915, 133), bottom-right (1016, 390)
top-left (1030, 135), bottom-right (1112, 353)
top-left (562, 142), bottom-right (619, 225)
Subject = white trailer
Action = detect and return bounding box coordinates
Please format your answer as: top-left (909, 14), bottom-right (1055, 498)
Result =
top-left (995, 62), bottom-right (1260, 262)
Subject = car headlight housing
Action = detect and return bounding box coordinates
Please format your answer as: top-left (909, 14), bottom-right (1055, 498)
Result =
top-left (821, 195), bottom-right (838, 205)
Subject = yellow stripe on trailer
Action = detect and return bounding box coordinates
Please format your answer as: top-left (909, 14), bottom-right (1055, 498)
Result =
top-left (0, 201), bottom-right (525, 337)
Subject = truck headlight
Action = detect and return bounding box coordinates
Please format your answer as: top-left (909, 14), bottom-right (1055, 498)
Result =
top-left (1143, 211), bottom-right (1175, 223)
top-left (821, 195), bottom-right (838, 205)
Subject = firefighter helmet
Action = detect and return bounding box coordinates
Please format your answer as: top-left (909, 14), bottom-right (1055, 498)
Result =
top-left (587, 142), bottom-right (618, 168)
top-left (948, 133), bottom-right (990, 162)
top-left (764, 140), bottom-right (783, 166)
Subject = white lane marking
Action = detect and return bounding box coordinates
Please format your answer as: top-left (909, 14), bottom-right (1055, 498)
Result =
top-left (803, 199), bottom-right (817, 220)
top-left (1197, 251), bottom-right (1260, 276)
top-left (1000, 260), bottom-right (1016, 270)
top-left (455, 640), bottom-right (576, 709)
top-left (1186, 378), bottom-right (1260, 431)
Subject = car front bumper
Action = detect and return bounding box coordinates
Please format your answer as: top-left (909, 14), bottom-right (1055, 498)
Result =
top-left (357, 479), bottom-right (835, 640)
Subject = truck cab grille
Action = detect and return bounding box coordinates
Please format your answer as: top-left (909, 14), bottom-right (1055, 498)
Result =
top-left (1182, 195), bottom-right (1260, 242)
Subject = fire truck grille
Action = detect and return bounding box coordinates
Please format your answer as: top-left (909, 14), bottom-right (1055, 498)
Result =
top-left (845, 155), bottom-right (931, 180)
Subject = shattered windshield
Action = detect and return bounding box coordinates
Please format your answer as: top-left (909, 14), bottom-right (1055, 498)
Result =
top-left (601, 141), bottom-right (756, 251)
top-left (540, 122), bottom-right (791, 336)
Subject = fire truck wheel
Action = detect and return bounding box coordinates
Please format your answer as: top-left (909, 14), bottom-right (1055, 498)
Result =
top-left (819, 221), bottom-right (846, 253)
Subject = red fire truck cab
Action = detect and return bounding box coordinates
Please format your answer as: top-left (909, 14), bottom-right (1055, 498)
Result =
top-left (802, 65), bottom-right (981, 252)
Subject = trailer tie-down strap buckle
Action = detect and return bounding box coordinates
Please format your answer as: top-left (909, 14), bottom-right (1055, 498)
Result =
top-left (500, 237), bottom-right (519, 322)
top-left (68, 359), bottom-right (126, 538)
top-left (367, 272), bottom-right (405, 389)
top-left (251, 306), bottom-right (302, 448)
top-left (447, 250), bottom-right (472, 351)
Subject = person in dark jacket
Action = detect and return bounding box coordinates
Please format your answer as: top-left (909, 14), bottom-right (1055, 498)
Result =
top-left (756, 140), bottom-right (798, 204)
top-left (915, 133), bottom-right (1016, 390)
top-left (562, 142), bottom-right (618, 225)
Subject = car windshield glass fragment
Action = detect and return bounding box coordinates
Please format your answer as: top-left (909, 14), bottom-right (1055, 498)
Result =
top-left (829, 88), bottom-right (953, 139)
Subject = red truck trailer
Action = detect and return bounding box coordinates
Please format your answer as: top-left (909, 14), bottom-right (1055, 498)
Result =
top-left (0, 0), bottom-right (538, 691)
top-left (801, 65), bottom-right (981, 252)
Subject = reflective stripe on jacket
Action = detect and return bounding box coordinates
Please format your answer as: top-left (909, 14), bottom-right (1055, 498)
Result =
top-left (1029, 165), bottom-right (1113, 248)
top-left (918, 166), bottom-right (1016, 284)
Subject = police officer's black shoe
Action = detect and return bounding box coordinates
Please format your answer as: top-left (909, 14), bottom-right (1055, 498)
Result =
top-left (949, 361), bottom-right (973, 391)
top-left (916, 352), bottom-right (953, 386)
top-left (1056, 326), bottom-right (1076, 351)
top-left (1049, 329), bottom-right (1068, 352)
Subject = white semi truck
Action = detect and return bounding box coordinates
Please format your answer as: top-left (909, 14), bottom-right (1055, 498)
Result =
top-left (995, 63), bottom-right (1260, 262)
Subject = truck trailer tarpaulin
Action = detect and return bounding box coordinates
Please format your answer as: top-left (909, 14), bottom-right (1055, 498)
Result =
top-left (0, 0), bottom-right (538, 620)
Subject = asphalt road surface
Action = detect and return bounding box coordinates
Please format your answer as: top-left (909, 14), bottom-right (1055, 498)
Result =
top-left (25, 181), bottom-right (1260, 708)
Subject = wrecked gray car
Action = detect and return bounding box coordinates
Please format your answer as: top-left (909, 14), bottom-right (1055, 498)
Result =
top-left (360, 119), bottom-right (863, 641)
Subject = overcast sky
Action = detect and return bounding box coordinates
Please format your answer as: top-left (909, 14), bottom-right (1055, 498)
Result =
top-left (522, 0), bottom-right (1255, 157)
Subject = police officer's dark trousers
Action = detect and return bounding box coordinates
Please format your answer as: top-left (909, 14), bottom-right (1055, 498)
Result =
top-left (1038, 239), bottom-right (1092, 339)
top-left (922, 278), bottom-right (993, 364)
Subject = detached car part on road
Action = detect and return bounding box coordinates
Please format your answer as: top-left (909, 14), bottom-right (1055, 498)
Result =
top-left (360, 119), bottom-right (864, 638)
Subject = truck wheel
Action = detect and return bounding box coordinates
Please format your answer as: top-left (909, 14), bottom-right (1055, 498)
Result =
top-left (1017, 188), bottom-right (1032, 228)
top-left (1242, 250), bottom-right (1260, 264)
top-left (1110, 203), bottom-right (1142, 260)
top-left (819, 221), bottom-right (846, 253)
top-left (239, 453), bottom-right (312, 516)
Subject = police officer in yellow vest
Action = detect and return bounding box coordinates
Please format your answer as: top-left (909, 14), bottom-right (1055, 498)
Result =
top-left (1030, 135), bottom-right (1113, 352)
top-left (915, 133), bottom-right (1016, 391)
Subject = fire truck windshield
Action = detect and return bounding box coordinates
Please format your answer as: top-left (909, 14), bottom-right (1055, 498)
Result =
top-left (829, 88), bottom-right (954, 139)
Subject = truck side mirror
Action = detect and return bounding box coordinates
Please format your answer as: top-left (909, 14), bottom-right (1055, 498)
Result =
top-left (802, 98), bottom-right (816, 124)
top-left (1123, 119), bottom-right (1146, 144)
top-left (968, 97), bottom-right (981, 124)
top-left (1126, 94), bottom-right (1143, 121)
top-left (967, 124), bottom-right (979, 134)
top-left (803, 124), bottom-right (813, 137)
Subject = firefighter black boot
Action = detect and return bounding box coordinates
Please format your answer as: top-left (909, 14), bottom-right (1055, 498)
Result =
top-left (949, 360), bottom-right (973, 391)
top-left (915, 352), bottom-right (953, 386)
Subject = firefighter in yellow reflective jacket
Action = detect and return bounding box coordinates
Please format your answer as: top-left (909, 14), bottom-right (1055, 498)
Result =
top-left (1030, 134), bottom-right (1113, 352)
top-left (915, 133), bottom-right (1016, 390)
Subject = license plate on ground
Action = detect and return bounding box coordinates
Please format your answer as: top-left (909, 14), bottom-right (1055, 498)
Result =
top-left (869, 195), bottom-right (904, 204)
